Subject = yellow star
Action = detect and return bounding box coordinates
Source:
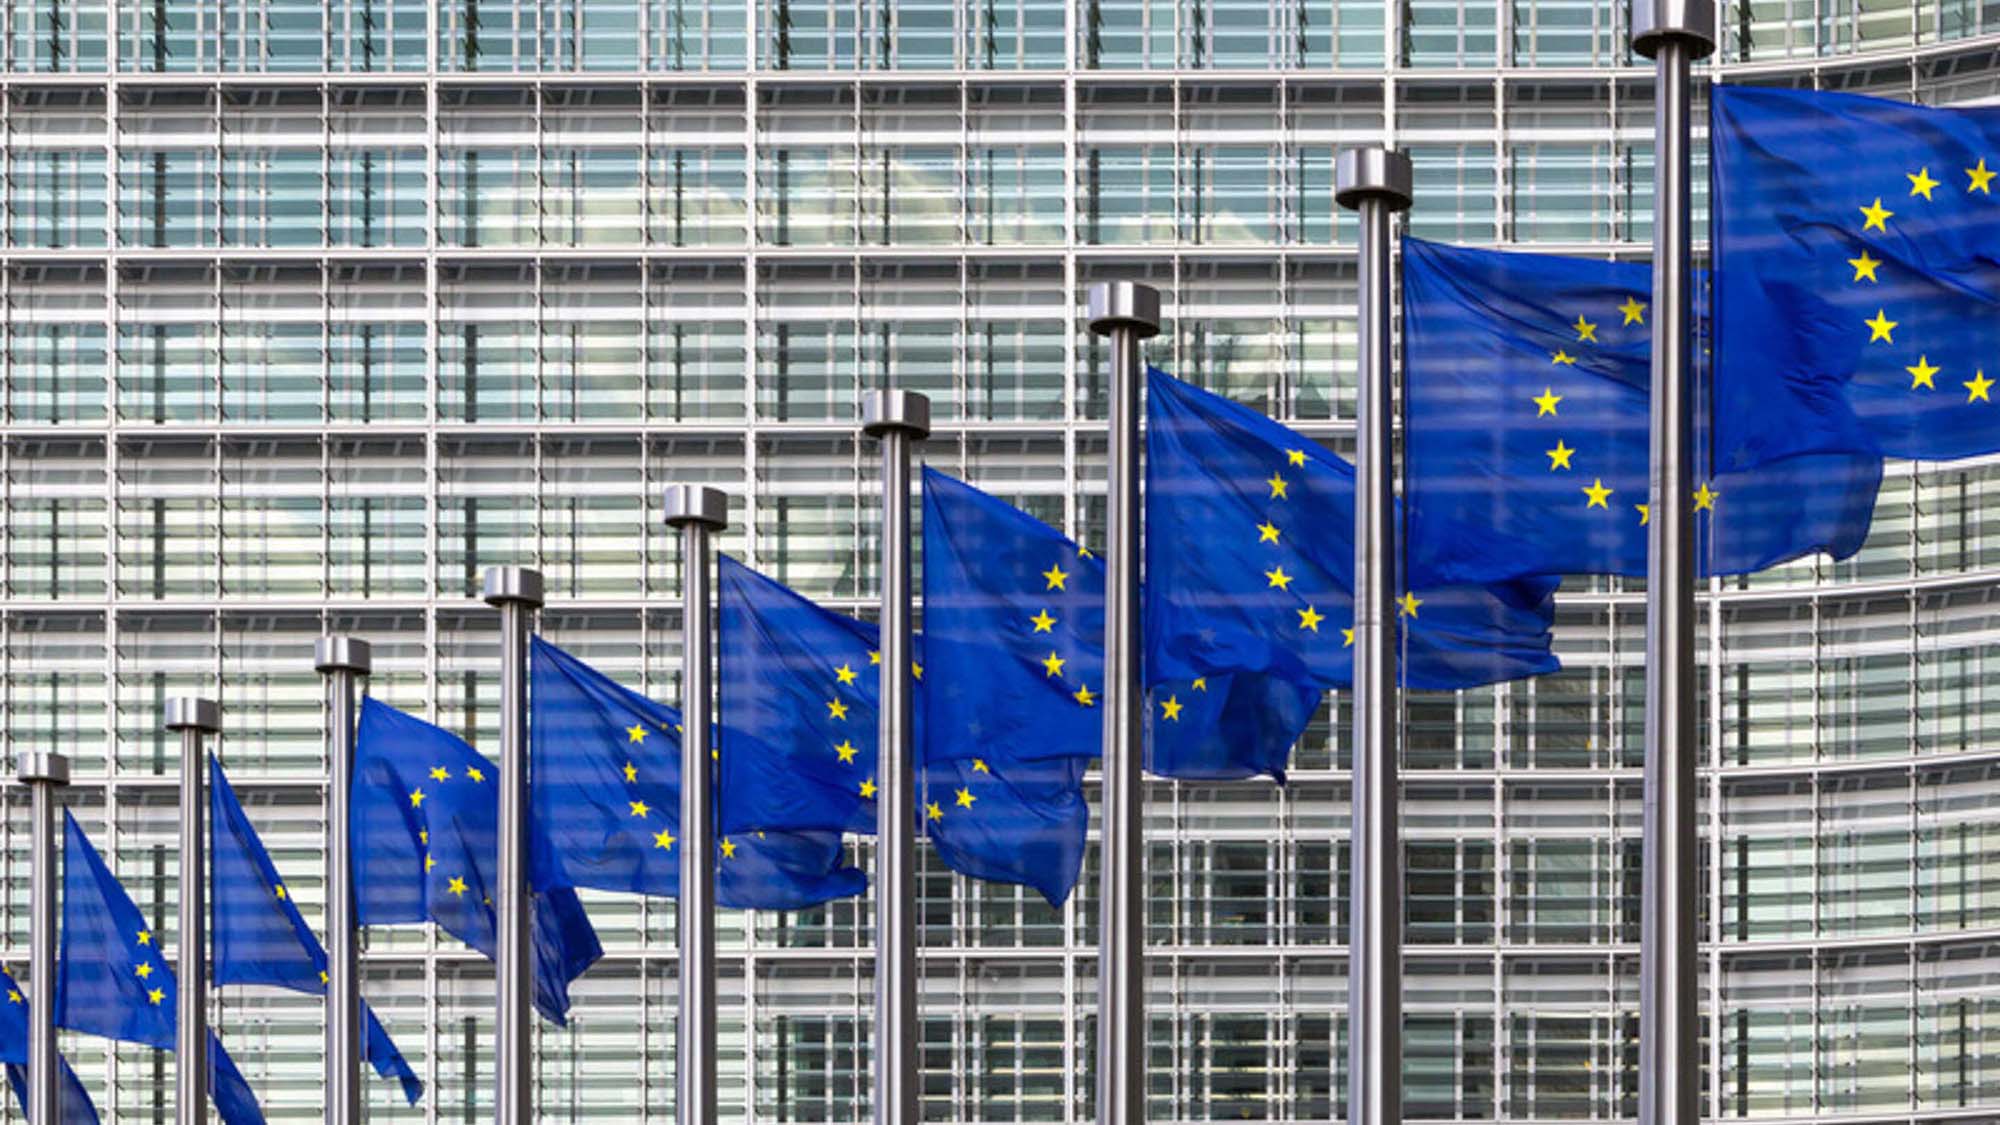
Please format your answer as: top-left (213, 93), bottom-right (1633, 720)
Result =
top-left (136, 930), bottom-right (151, 945)
top-left (1545, 440), bottom-right (1575, 470)
top-left (1582, 478), bottom-right (1613, 508)
top-left (1286, 448), bottom-right (1307, 467)
top-left (859, 779), bottom-right (878, 799)
top-left (1042, 563), bottom-right (1069, 590)
top-left (1692, 482), bottom-right (1718, 512)
top-left (1398, 592), bottom-right (1421, 618)
top-left (1297, 605), bottom-right (1324, 632)
top-left (1550, 349), bottom-right (1577, 366)
top-left (629, 800), bottom-right (651, 818)
top-left (1077, 543), bottom-right (1094, 558)
top-left (320, 970), bottom-right (329, 984)
top-left (1636, 503), bottom-right (1650, 526)
top-left (1266, 472), bottom-right (1289, 499)
top-left (408, 787), bottom-right (425, 808)
top-left (1029, 609), bottom-right (1056, 633)
top-left (626, 724), bottom-right (646, 744)
top-left (1190, 678), bottom-right (1207, 692)
top-left (1073, 684), bottom-right (1097, 707)
top-left (1041, 651), bottom-right (1066, 678)
top-left (419, 829), bottom-right (430, 846)
top-left (429, 766), bottom-right (450, 782)
top-left (834, 663), bottom-right (857, 685)
top-left (1966, 370), bottom-right (1994, 403)
top-left (1256, 521), bottom-right (1280, 544)
top-left (1908, 355), bottom-right (1939, 390)
top-left (5, 990), bottom-right (19, 1003)
top-left (148, 988), bottom-right (165, 1006)
top-left (826, 698), bottom-right (849, 720)
top-left (653, 828), bottom-right (675, 850)
top-left (447, 876), bottom-right (468, 897)
top-left (834, 739), bottom-right (858, 763)
top-left (1265, 565), bottom-right (1293, 590)
top-left (465, 766), bottom-right (485, 783)
top-left (1860, 197), bottom-right (1893, 232)
top-left (912, 661), bottom-right (924, 680)
top-left (973, 759), bottom-right (990, 774)
top-left (720, 838), bottom-right (737, 859)
top-left (1533, 387), bottom-right (1562, 417)
top-left (1865, 309), bottom-right (1897, 343)
top-left (1970, 158), bottom-right (1996, 194)
top-left (955, 787), bottom-right (976, 809)
top-left (1618, 296), bottom-right (1646, 325)
top-left (134, 962), bottom-right (153, 980)
top-left (1160, 695), bottom-right (1183, 721)
top-left (424, 854), bottom-right (435, 872)
top-left (1848, 251), bottom-right (1881, 283)
top-left (925, 802), bottom-right (944, 821)
top-left (1342, 627), bottom-right (1355, 647)
top-left (274, 884), bottom-right (288, 900)
top-left (623, 761), bottom-right (638, 783)
top-left (1573, 316), bottom-right (1597, 342)
top-left (1908, 167), bottom-right (1941, 200)
top-left (868, 650), bottom-right (882, 665)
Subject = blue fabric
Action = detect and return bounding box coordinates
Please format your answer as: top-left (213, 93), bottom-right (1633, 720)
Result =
top-left (52, 814), bottom-right (266, 1125)
top-left (718, 558), bottom-right (1089, 906)
top-left (922, 466), bottom-right (1322, 782)
top-left (351, 699), bottom-right (603, 1025)
top-left (1713, 83), bottom-right (2000, 464)
top-left (1145, 364), bottom-right (1564, 693)
top-left (1400, 237), bottom-right (1883, 585)
top-left (0, 965), bottom-right (100, 1125)
top-left (209, 757), bottom-right (423, 1104)
top-left (529, 636), bottom-right (866, 910)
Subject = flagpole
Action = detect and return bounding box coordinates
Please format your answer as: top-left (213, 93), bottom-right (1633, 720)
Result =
top-left (1085, 280), bottom-right (1159, 1125)
top-left (663, 485), bottom-right (728, 1125)
top-left (18, 749), bottom-right (69, 1125)
top-left (1632, 4), bottom-right (1713, 1125)
top-left (316, 635), bottom-right (373, 1125)
top-left (483, 565), bottom-right (545, 1125)
top-left (166, 696), bottom-right (220, 1125)
top-left (861, 388), bottom-right (930, 1125)
top-left (1334, 146), bottom-right (1413, 1125)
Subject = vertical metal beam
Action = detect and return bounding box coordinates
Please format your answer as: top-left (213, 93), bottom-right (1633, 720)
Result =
top-left (1084, 281), bottom-right (1160, 1125)
top-left (316, 636), bottom-right (373, 1125)
top-left (861, 388), bottom-right (931, 1125)
top-left (165, 697), bottom-right (220, 1125)
top-left (17, 750), bottom-right (69, 1125)
top-left (482, 566), bottom-right (545, 1125)
top-left (1631, 5), bottom-right (1714, 1125)
top-left (1334, 146), bottom-right (1413, 1125)
top-left (663, 485), bottom-right (729, 1125)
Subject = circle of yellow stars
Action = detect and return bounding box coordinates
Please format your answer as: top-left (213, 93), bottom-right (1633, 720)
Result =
top-left (1846, 161), bottom-right (1995, 404)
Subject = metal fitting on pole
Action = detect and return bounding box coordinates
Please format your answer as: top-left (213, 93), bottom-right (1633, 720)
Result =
top-left (165, 697), bottom-right (219, 1125)
top-left (1335, 144), bottom-right (1413, 1125)
top-left (482, 566), bottom-right (544, 1125)
top-left (1630, 4), bottom-right (1713, 1125)
top-left (664, 486), bottom-right (727, 1125)
top-left (315, 636), bottom-right (373, 1125)
top-left (17, 750), bottom-right (69, 1125)
top-left (1084, 280), bottom-right (1159, 1125)
top-left (861, 388), bottom-right (930, 1125)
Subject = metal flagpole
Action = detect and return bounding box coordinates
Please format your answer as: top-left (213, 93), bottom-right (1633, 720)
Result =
top-left (165, 696), bottom-right (220, 1125)
top-left (663, 485), bottom-right (728, 1125)
top-left (316, 635), bottom-right (373, 1125)
top-left (1085, 281), bottom-right (1159, 1125)
top-left (1631, 4), bottom-right (1714, 1125)
top-left (1334, 146), bottom-right (1413, 1125)
top-left (18, 749), bottom-right (69, 1125)
top-left (861, 388), bottom-right (930, 1125)
top-left (483, 566), bottom-right (545, 1125)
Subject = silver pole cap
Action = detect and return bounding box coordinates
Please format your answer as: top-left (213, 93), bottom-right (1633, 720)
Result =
top-left (1631, 0), bottom-right (1716, 58)
top-left (861, 390), bottom-right (933, 440)
top-left (1334, 147), bottom-right (1414, 212)
top-left (15, 750), bottom-right (70, 786)
top-left (663, 484), bottom-right (729, 530)
top-left (314, 635), bottom-right (373, 676)
top-left (1086, 282), bottom-right (1162, 339)
top-left (164, 697), bottom-right (222, 734)
top-left (481, 566), bottom-right (545, 609)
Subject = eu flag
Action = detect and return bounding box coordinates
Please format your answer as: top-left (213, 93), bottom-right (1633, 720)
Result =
top-left (1401, 238), bottom-right (1883, 585)
top-left (718, 558), bottom-right (1089, 906)
top-left (529, 636), bottom-right (866, 910)
top-left (208, 757), bottom-right (422, 1104)
top-left (0, 965), bottom-right (98, 1125)
top-left (351, 699), bottom-right (603, 1025)
top-left (1713, 84), bottom-right (2000, 464)
top-left (1146, 364), bottom-right (1564, 694)
top-left (54, 813), bottom-right (266, 1125)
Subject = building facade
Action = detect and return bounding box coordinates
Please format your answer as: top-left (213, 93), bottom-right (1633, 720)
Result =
top-left (1, 0), bottom-right (1999, 1121)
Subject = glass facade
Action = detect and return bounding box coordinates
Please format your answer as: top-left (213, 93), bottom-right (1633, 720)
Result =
top-left (1, 2), bottom-right (1999, 1122)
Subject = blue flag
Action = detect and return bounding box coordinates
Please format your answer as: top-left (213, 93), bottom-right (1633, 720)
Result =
top-left (1713, 84), bottom-right (2000, 464)
top-left (53, 813), bottom-right (265, 1125)
top-left (529, 636), bottom-right (866, 910)
top-left (209, 757), bottom-right (422, 1104)
top-left (1400, 238), bottom-right (1883, 585)
top-left (718, 557), bottom-right (1089, 905)
top-left (0, 965), bottom-right (99, 1125)
top-left (351, 699), bottom-right (603, 1025)
top-left (921, 466), bottom-right (1322, 781)
top-left (1146, 364), bottom-right (1564, 694)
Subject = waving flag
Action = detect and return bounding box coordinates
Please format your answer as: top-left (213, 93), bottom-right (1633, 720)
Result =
top-left (0, 964), bottom-right (99, 1125)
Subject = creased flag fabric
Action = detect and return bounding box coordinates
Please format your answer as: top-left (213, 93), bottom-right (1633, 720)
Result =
top-left (718, 558), bottom-right (1089, 906)
top-left (351, 699), bottom-right (603, 1025)
top-left (1713, 84), bottom-right (2000, 464)
top-left (53, 813), bottom-right (266, 1125)
top-left (1400, 238), bottom-right (1883, 585)
top-left (0, 965), bottom-right (99, 1125)
top-left (529, 636), bottom-right (866, 910)
top-left (208, 757), bottom-right (423, 1104)
top-left (1145, 364), bottom-right (1564, 693)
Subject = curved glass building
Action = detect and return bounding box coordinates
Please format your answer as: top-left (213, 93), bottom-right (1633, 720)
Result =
top-left (1, 1), bottom-right (1998, 1122)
